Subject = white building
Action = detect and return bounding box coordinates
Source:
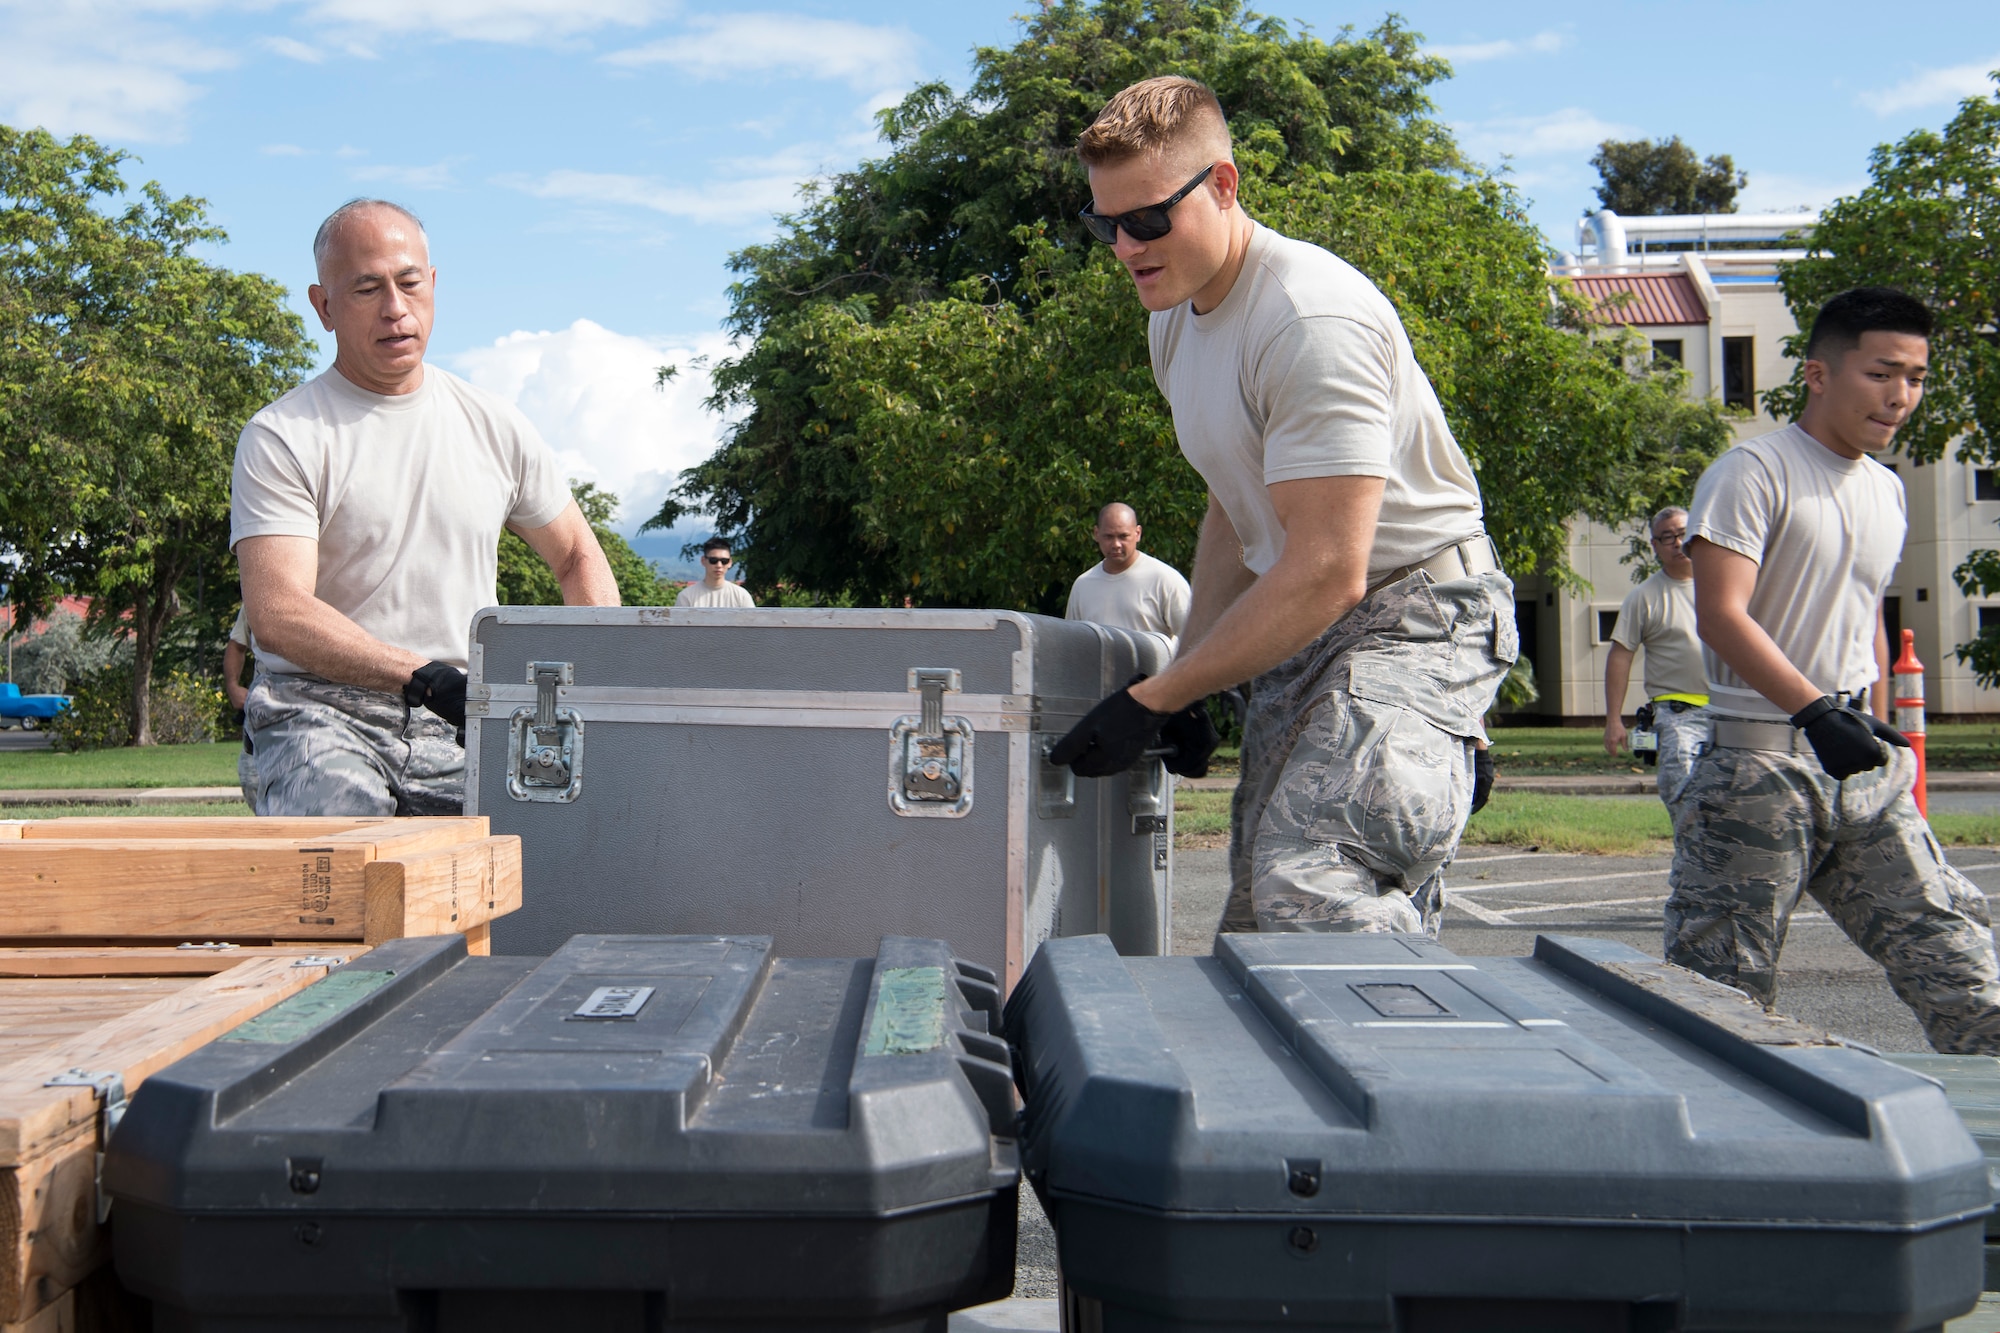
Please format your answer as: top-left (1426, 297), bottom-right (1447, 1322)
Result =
top-left (1512, 210), bottom-right (1999, 724)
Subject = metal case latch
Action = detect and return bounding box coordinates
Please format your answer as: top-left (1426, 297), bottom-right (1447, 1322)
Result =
top-left (1128, 757), bottom-right (1171, 870)
top-left (889, 668), bottom-right (973, 818)
top-left (507, 661), bottom-right (585, 803)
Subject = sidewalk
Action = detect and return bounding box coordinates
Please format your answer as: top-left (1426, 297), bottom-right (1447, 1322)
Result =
top-left (1183, 771), bottom-right (2000, 796)
top-left (0, 786), bottom-right (241, 806)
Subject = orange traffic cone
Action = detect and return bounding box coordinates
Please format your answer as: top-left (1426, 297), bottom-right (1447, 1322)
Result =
top-left (1894, 629), bottom-right (1927, 817)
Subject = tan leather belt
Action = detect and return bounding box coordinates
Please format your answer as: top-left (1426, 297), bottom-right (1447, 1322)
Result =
top-left (1366, 534), bottom-right (1501, 599)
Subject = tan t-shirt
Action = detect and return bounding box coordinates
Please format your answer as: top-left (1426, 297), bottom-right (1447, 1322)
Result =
top-left (674, 581), bottom-right (756, 609)
top-left (1149, 221), bottom-right (1485, 582)
top-left (1065, 552), bottom-right (1192, 653)
top-left (1685, 424), bottom-right (1904, 720)
top-left (1610, 571), bottom-right (1704, 700)
top-left (230, 367), bottom-right (571, 674)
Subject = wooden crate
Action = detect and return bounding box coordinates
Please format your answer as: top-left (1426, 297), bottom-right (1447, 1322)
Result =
top-left (0, 816), bottom-right (526, 1326)
top-left (0, 817), bottom-right (519, 948)
top-left (0, 948), bottom-right (363, 1325)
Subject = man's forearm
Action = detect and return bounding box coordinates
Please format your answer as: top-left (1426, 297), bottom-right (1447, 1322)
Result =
top-left (1177, 498), bottom-right (1256, 656)
top-left (251, 593), bottom-right (428, 693)
top-left (1133, 555), bottom-right (1362, 713)
top-left (1603, 646), bottom-right (1635, 721)
top-left (1699, 609), bottom-right (1822, 716)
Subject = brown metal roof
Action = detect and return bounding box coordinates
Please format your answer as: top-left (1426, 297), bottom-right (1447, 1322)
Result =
top-left (1570, 272), bottom-right (1708, 326)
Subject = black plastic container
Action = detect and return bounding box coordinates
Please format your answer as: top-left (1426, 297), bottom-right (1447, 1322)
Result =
top-left (106, 933), bottom-right (1018, 1332)
top-left (1007, 932), bottom-right (1989, 1331)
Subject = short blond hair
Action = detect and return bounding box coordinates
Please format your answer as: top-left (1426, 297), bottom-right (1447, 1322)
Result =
top-left (1077, 76), bottom-right (1231, 168)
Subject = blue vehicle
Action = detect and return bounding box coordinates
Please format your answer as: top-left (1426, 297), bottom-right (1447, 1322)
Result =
top-left (0, 682), bottom-right (70, 729)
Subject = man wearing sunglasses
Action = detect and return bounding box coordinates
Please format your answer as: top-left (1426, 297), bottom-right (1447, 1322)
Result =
top-left (1050, 77), bottom-right (1514, 938)
top-left (1603, 506), bottom-right (1709, 814)
top-left (674, 538), bottom-right (756, 608)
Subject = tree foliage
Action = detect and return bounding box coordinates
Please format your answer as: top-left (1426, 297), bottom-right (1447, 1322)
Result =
top-left (496, 481), bottom-right (665, 607)
top-left (0, 127), bottom-right (313, 743)
top-left (1589, 136), bottom-right (1745, 216)
top-left (1763, 77), bottom-right (2000, 680)
top-left (660, 0), bottom-right (1727, 608)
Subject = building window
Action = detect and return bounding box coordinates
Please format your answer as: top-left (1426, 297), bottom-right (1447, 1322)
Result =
top-left (1596, 609), bottom-right (1620, 644)
top-left (1722, 337), bottom-right (1755, 410)
top-left (1977, 468), bottom-right (2000, 501)
top-left (1982, 606), bottom-right (2000, 636)
top-left (1651, 339), bottom-right (1684, 365)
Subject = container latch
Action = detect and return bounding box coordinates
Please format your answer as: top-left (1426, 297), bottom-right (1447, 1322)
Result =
top-left (507, 660), bottom-right (585, 803)
top-left (889, 668), bottom-right (973, 817)
top-left (1128, 754), bottom-right (1171, 870)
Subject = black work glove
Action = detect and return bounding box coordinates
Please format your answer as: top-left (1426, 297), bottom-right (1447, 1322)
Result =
top-left (1050, 687), bottom-right (1168, 777)
top-left (1470, 748), bottom-right (1495, 815)
top-left (1791, 695), bottom-right (1909, 780)
top-left (1159, 699), bottom-right (1221, 779)
top-left (403, 661), bottom-right (468, 729)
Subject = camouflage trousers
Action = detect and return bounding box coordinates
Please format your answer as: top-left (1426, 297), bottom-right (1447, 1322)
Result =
top-left (1220, 568), bottom-right (1517, 936)
top-left (1652, 702), bottom-right (1709, 817)
top-left (1666, 738), bottom-right (2000, 1054)
top-left (244, 673), bottom-right (464, 817)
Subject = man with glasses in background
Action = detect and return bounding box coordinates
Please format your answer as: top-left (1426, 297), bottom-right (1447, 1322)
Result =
top-left (675, 537), bottom-right (756, 608)
top-left (1603, 506), bottom-right (1708, 814)
top-left (1050, 76), bottom-right (1513, 937)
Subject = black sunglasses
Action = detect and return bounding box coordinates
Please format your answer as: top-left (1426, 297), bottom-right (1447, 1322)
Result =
top-left (1079, 163), bottom-right (1216, 245)
top-left (704, 555), bottom-right (732, 565)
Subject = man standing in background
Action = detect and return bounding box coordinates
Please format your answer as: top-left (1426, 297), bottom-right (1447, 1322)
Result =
top-left (1065, 502), bottom-right (1191, 651)
top-left (1603, 506), bottom-right (1708, 810)
top-left (674, 537), bottom-right (756, 608)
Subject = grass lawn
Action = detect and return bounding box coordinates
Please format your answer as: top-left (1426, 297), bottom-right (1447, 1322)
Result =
top-left (1175, 786), bottom-right (2000, 855)
top-left (1488, 721), bottom-right (2000, 776)
top-left (0, 742), bottom-right (241, 789)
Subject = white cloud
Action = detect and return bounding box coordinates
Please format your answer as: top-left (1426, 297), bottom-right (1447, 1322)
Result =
top-left (261, 34), bottom-right (323, 62)
top-left (262, 142), bottom-right (311, 155)
top-left (301, 0), bottom-right (668, 45)
top-left (1427, 30), bottom-right (1567, 64)
top-left (1458, 108), bottom-right (1636, 164)
top-left (605, 12), bottom-right (920, 89)
top-left (1734, 171), bottom-right (1864, 216)
top-left (0, 1), bottom-right (235, 141)
top-left (351, 159), bottom-right (459, 190)
top-left (499, 166), bottom-right (809, 226)
top-left (447, 320), bottom-right (739, 532)
top-left (1858, 57), bottom-right (2000, 116)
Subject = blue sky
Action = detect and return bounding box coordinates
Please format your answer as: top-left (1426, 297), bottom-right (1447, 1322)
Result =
top-left (2, 0), bottom-right (1994, 553)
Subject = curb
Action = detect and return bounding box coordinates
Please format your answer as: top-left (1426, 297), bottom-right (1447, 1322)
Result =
top-left (0, 787), bottom-right (243, 807)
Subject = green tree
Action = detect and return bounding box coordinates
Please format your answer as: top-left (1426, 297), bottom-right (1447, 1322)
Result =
top-left (0, 127), bottom-right (313, 744)
top-left (658, 1), bottom-right (1727, 608)
top-left (650, 0), bottom-right (1460, 603)
top-left (497, 481), bottom-right (665, 607)
top-left (1766, 77), bottom-right (2000, 679)
top-left (1589, 136), bottom-right (1745, 216)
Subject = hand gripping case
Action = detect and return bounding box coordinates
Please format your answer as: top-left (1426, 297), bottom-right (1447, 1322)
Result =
top-left (104, 933), bottom-right (1019, 1332)
top-left (462, 608), bottom-right (1173, 986)
top-left (1006, 932), bottom-right (1990, 1332)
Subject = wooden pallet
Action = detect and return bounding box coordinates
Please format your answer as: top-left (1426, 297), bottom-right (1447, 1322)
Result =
top-left (0, 816), bottom-right (525, 1327)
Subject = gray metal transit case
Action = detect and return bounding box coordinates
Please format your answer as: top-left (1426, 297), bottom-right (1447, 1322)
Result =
top-left (1006, 932), bottom-right (1989, 1332)
top-left (463, 608), bottom-right (1173, 985)
top-left (104, 933), bottom-right (1019, 1333)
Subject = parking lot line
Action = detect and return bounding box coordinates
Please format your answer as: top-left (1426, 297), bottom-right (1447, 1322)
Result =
top-left (1454, 867), bottom-right (1665, 894)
